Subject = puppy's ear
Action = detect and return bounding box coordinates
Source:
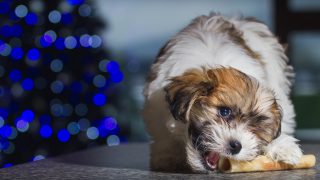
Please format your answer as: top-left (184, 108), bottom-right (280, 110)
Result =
top-left (164, 68), bottom-right (216, 123)
top-left (271, 102), bottom-right (282, 140)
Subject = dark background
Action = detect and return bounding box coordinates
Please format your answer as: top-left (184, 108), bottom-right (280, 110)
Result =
top-left (0, 0), bottom-right (319, 168)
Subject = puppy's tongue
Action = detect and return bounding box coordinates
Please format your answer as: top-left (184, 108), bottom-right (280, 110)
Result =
top-left (205, 151), bottom-right (220, 170)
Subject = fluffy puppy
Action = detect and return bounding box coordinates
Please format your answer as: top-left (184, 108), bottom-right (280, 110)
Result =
top-left (143, 14), bottom-right (302, 173)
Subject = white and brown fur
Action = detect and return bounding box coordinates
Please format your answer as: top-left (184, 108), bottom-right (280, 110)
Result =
top-left (143, 14), bottom-right (302, 173)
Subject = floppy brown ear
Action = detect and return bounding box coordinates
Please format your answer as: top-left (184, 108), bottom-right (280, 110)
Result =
top-left (272, 102), bottom-right (282, 140)
top-left (164, 68), bottom-right (216, 123)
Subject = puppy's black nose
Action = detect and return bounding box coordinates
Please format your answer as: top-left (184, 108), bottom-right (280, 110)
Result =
top-left (229, 140), bottom-right (242, 154)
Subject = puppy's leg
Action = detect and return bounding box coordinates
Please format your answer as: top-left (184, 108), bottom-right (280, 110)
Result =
top-left (263, 134), bottom-right (302, 165)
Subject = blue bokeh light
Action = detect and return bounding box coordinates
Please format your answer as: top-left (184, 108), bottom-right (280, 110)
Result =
top-left (25, 12), bottom-right (38, 25)
top-left (79, 34), bottom-right (90, 47)
top-left (67, 0), bottom-right (84, 6)
top-left (78, 4), bottom-right (91, 17)
top-left (27, 48), bottom-right (40, 61)
top-left (40, 125), bottom-right (52, 138)
top-left (11, 47), bottom-right (24, 60)
top-left (33, 155), bottom-right (45, 161)
top-left (106, 61), bottom-right (120, 74)
top-left (50, 59), bottom-right (63, 72)
top-left (21, 109), bottom-right (35, 122)
top-left (16, 119), bottom-right (29, 132)
top-left (44, 30), bottom-right (57, 43)
top-left (93, 75), bottom-right (106, 88)
top-left (15, 5), bottom-right (28, 18)
top-left (51, 103), bottom-right (63, 117)
top-left (111, 71), bottom-right (124, 83)
top-left (48, 10), bottom-right (61, 24)
top-left (57, 129), bottom-right (70, 142)
top-left (0, 125), bottom-right (12, 138)
top-left (50, 80), bottom-right (64, 94)
top-left (22, 78), bottom-right (34, 91)
top-left (54, 37), bottom-right (65, 50)
top-left (104, 117), bottom-right (117, 130)
top-left (86, 127), bottom-right (99, 140)
top-left (3, 163), bottom-right (13, 168)
top-left (64, 36), bottom-right (77, 49)
top-left (0, 2), bottom-right (10, 14)
top-left (9, 69), bottom-right (22, 82)
top-left (93, 93), bottom-right (106, 106)
top-left (39, 36), bottom-right (51, 47)
top-left (67, 122), bottom-right (80, 135)
top-left (106, 135), bottom-right (120, 146)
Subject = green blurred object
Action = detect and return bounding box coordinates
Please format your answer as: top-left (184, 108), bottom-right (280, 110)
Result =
top-left (294, 95), bottom-right (320, 129)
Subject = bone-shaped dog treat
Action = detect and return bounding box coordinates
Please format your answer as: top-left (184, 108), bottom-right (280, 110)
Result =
top-left (218, 154), bottom-right (316, 173)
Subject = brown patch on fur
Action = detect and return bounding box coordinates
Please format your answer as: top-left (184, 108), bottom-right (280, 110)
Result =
top-left (217, 20), bottom-right (262, 62)
top-left (164, 68), bottom-right (217, 122)
top-left (165, 67), bottom-right (282, 143)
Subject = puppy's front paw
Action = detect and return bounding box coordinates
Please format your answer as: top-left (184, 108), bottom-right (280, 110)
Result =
top-left (264, 134), bottom-right (302, 165)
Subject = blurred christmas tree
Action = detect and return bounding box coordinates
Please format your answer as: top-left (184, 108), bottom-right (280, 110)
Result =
top-left (0, 0), bottom-right (124, 168)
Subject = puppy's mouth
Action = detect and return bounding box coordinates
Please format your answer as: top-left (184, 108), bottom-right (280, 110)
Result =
top-left (204, 151), bottom-right (220, 170)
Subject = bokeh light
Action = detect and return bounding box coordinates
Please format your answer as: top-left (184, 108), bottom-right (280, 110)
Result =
top-left (54, 37), bottom-right (65, 50)
top-left (67, 0), bottom-right (84, 6)
top-left (22, 78), bottom-right (34, 91)
top-left (27, 48), bottom-right (40, 61)
top-left (16, 120), bottom-right (29, 133)
top-left (50, 59), bottom-right (64, 72)
top-left (57, 129), bottom-right (70, 142)
top-left (50, 80), bottom-right (64, 94)
top-left (93, 74), bottom-right (106, 88)
top-left (9, 69), bottom-right (22, 82)
top-left (78, 4), bottom-right (91, 17)
top-left (44, 30), bottom-right (57, 43)
top-left (64, 36), bottom-right (77, 49)
top-left (11, 47), bottom-right (24, 60)
top-left (106, 135), bottom-right (120, 146)
top-left (0, 125), bottom-right (12, 138)
top-left (51, 103), bottom-right (63, 117)
top-left (89, 35), bottom-right (102, 48)
top-left (86, 127), bottom-right (99, 140)
top-left (40, 125), bottom-right (52, 138)
top-left (15, 5), bottom-right (28, 18)
top-left (48, 10), bottom-right (61, 24)
top-left (33, 155), bottom-right (45, 161)
top-left (3, 163), bottom-right (13, 168)
top-left (0, 0), bottom-right (124, 168)
top-left (103, 117), bottom-right (117, 130)
top-left (0, 43), bottom-right (12, 56)
top-left (79, 34), bottom-right (90, 47)
top-left (93, 93), bottom-right (106, 106)
top-left (67, 122), bottom-right (80, 135)
top-left (21, 110), bottom-right (35, 122)
top-left (25, 12), bottom-right (38, 25)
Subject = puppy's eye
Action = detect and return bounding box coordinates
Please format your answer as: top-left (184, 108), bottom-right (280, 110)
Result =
top-left (218, 107), bottom-right (232, 118)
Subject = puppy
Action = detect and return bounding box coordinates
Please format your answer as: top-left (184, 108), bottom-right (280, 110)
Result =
top-left (143, 14), bottom-right (302, 173)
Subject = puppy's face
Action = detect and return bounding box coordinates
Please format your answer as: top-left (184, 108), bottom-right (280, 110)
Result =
top-left (165, 67), bottom-right (282, 172)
